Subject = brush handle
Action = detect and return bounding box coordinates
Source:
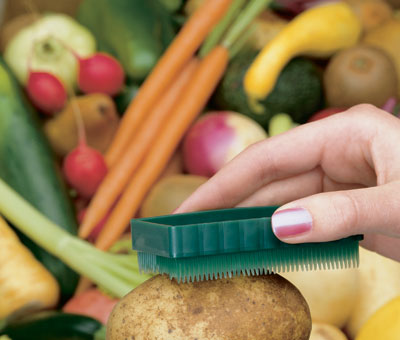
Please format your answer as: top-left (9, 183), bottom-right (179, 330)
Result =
top-left (131, 206), bottom-right (362, 258)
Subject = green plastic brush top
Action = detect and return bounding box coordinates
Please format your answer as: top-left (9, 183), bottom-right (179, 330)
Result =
top-left (131, 206), bottom-right (362, 283)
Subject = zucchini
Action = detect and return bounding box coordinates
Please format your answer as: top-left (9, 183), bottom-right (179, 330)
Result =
top-left (0, 58), bottom-right (79, 303)
top-left (0, 312), bottom-right (102, 340)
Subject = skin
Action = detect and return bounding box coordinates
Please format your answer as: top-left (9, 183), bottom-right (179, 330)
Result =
top-left (175, 105), bottom-right (400, 262)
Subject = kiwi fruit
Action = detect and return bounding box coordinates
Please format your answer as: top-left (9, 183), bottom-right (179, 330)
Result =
top-left (324, 45), bottom-right (398, 108)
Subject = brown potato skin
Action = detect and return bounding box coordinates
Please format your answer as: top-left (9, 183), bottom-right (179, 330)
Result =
top-left (107, 274), bottom-right (311, 340)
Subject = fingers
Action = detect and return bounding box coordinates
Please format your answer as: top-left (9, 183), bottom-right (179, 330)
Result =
top-left (271, 181), bottom-right (400, 243)
top-left (175, 120), bottom-right (336, 213)
top-left (361, 235), bottom-right (400, 263)
top-left (236, 166), bottom-right (365, 207)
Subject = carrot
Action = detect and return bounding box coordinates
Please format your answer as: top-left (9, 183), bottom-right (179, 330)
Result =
top-left (79, 59), bottom-right (200, 239)
top-left (95, 46), bottom-right (230, 250)
top-left (105, 0), bottom-right (233, 167)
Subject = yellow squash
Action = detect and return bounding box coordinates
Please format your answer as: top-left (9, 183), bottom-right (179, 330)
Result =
top-left (356, 296), bottom-right (400, 340)
top-left (244, 1), bottom-right (361, 104)
top-left (0, 216), bottom-right (59, 319)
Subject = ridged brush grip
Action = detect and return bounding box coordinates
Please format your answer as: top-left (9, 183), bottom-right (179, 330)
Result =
top-left (131, 206), bottom-right (362, 258)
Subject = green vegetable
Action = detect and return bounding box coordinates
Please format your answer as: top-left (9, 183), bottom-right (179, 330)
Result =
top-left (268, 113), bottom-right (294, 136)
top-left (213, 50), bottom-right (324, 127)
top-left (4, 13), bottom-right (96, 91)
top-left (0, 177), bottom-right (151, 299)
top-left (114, 81), bottom-right (140, 115)
top-left (0, 312), bottom-right (102, 340)
top-left (159, 0), bottom-right (183, 12)
top-left (0, 58), bottom-right (78, 303)
top-left (77, 0), bottom-right (175, 80)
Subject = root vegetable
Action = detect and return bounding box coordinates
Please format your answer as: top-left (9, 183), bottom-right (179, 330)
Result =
top-left (281, 268), bottom-right (359, 328)
top-left (0, 216), bottom-right (59, 319)
top-left (77, 53), bottom-right (125, 96)
top-left (63, 142), bottom-right (108, 199)
top-left (140, 174), bottom-right (208, 217)
top-left (62, 102), bottom-right (108, 199)
top-left (107, 274), bottom-right (311, 340)
top-left (26, 71), bottom-right (67, 114)
top-left (182, 111), bottom-right (267, 177)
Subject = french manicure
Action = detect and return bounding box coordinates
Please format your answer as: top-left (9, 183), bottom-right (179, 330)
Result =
top-left (271, 207), bottom-right (313, 238)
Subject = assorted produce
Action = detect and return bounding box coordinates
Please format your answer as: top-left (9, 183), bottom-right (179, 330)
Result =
top-left (1, 0), bottom-right (400, 338)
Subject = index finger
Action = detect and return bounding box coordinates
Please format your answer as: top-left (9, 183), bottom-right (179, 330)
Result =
top-left (175, 118), bottom-right (330, 213)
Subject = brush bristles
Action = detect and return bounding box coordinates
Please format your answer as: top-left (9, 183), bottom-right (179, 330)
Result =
top-left (138, 241), bottom-right (360, 283)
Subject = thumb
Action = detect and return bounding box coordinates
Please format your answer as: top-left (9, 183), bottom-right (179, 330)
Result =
top-left (271, 182), bottom-right (400, 243)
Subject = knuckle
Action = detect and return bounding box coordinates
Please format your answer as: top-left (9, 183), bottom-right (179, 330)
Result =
top-left (330, 192), bottom-right (360, 232)
top-left (347, 103), bottom-right (380, 116)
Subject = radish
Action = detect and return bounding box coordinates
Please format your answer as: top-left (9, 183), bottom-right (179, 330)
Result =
top-left (62, 103), bottom-right (108, 199)
top-left (26, 71), bottom-right (67, 115)
top-left (45, 36), bottom-right (124, 96)
top-left (307, 107), bottom-right (345, 122)
top-left (62, 287), bottom-right (119, 324)
top-left (77, 52), bottom-right (124, 96)
top-left (182, 111), bottom-right (268, 177)
top-left (63, 141), bottom-right (108, 199)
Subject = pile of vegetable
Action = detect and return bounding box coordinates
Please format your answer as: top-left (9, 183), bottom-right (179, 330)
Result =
top-left (1, 0), bottom-right (400, 339)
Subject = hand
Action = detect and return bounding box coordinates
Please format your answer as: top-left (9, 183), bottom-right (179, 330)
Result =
top-left (175, 105), bottom-right (400, 262)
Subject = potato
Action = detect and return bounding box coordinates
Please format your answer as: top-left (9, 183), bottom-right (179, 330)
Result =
top-left (281, 268), bottom-right (359, 328)
top-left (345, 247), bottom-right (400, 339)
top-left (107, 274), bottom-right (311, 340)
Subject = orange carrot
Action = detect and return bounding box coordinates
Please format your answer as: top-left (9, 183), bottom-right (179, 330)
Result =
top-left (95, 46), bottom-right (230, 250)
top-left (105, 0), bottom-right (233, 167)
top-left (79, 59), bottom-right (200, 239)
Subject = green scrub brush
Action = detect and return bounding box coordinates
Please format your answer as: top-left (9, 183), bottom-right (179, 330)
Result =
top-left (131, 206), bottom-right (362, 283)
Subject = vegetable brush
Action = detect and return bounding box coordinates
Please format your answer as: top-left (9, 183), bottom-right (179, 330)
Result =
top-left (131, 206), bottom-right (362, 283)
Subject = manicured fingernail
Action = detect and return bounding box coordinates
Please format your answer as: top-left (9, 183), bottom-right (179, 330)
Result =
top-left (272, 207), bottom-right (313, 238)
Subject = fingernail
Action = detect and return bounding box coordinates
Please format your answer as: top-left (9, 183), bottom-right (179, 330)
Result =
top-left (272, 207), bottom-right (313, 238)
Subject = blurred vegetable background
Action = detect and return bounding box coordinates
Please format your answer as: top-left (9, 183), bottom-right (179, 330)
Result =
top-left (1, 0), bottom-right (400, 339)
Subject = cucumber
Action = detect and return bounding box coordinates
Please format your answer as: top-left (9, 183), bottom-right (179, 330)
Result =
top-left (0, 58), bottom-right (78, 303)
top-left (0, 312), bottom-right (102, 340)
top-left (77, 0), bottom-right (175, 80)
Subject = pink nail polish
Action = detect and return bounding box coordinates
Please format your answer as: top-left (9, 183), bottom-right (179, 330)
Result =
top-left (272, 208), bottom-right (312, 238)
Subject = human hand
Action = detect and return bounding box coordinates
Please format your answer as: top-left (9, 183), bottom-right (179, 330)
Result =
top-left (175, 105), bottom-right (400, 262)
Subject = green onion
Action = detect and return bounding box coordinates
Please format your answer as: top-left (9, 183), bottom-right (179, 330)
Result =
top-left (0, 178), bottom-right (150, 298)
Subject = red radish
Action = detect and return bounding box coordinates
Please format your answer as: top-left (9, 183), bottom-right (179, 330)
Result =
top-left (63, 142), bottom-right (108, 199)
top-left (62, 101), bottom-right (108, 199)
top-left (77, 53), bottom-right (124, 96)
top-left (182, 111), bottom-right (267, 177)
top-left (381, 97), bottom-right (397, 114)
top-left (26, 71), bottom-right (67, 114)
top-left (307, 107), bottom-right (345, 122)
top-left (62, 288), bottom-right (119, 324)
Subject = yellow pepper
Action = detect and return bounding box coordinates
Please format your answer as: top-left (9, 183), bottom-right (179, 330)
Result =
top-left (244, 1), bottom-right (361, 105)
